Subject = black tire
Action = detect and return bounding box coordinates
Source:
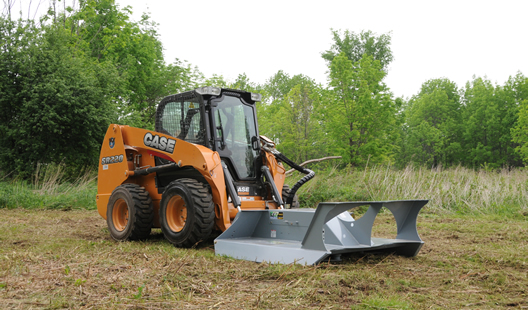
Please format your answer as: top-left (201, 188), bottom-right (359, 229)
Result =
top-left (282, 184), bottom-right (300, 209)
top-left (107, 184), bottom-right (153, 241)
top-left (159, 178), bottom-right (215, 248)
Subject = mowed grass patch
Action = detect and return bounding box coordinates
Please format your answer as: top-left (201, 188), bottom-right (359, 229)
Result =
top-left (0, 209), bottom-right (526, 309)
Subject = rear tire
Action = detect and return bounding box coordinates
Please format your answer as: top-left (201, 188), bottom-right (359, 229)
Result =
top-left (159, 178), bottom-right (215, 248)
top-left (107, 184), bottom-right (153, 241)
top-left (282, 184), bottom-right (300, 209)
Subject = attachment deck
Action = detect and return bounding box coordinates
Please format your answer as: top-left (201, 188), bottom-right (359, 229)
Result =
top-left (214, 200), bottom-right (428, 265)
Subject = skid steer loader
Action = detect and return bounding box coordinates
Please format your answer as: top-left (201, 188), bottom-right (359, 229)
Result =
top-left (97, 87), bottom-right (427, 265)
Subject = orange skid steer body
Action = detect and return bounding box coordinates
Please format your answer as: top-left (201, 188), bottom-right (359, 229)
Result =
top-left (97, 87), bottom-right (427, 265)
top-left (96, 124), bottom-right (285, 234)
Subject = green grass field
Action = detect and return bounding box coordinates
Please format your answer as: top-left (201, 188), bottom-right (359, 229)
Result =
top-left (0, 166), bottom-right (527, 309)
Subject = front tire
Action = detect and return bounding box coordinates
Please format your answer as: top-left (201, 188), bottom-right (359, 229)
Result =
top-left (107, 184), bottom-right (153, 241)
top-left (159, 178), bottom-right (215, 247)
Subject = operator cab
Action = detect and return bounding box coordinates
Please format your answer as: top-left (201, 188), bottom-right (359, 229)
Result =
top-left (155, 87), bottom-right (263, 194)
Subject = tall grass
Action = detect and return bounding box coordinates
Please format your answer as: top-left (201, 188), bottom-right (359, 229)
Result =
top-left (292, 164), bottom-right (528, 216)
top-left (0, 163), bottom-right (97, 210)
top-left (1, 163), bottom-right (528, 216)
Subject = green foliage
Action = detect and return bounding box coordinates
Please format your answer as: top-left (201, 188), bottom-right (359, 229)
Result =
top-left (74, 278), bottom-right (86, 286)
top-left (0, 17), bottom-right (119, 176)
top-left (0, 162), bottom-right (96, 210)
top-left (398, 79), bottom-right (463, 167)
top-left (322, 29), bottom-right (393, 72)
top-left (0, 1), bottom-right (197, 176)
top-left (512, 99), bottom-right (528, 163)
top-left (257, 71), bottom-right (327, 163)
top-left (264, 70), bottom-right (313, 101)
top-left (133, 284), bottom-right (145, 299)
top-left (200, 74), bottom-right (229, 88)
top-left (462, 77), bottom-right (520, 168)
top-left (0, 179), bottom-right (96, 209)
top-left (396, 75), bottom-right (527, 169)
top-left (2, 9), bottom-right (528, 180)
top-left (509, 73), bottom-right (528, 164)
top-left (290, 167), bottom-right (371, 209)
top-left (327, 53), bottom-right (397, 165)
top-left (353, 296), bottom-right (412, 309)
top-left (321, 30), bottom-right (397, 166)
top-left (64, 0), bottom-right (196, 127)
top-left (230, 73), bottom-right (256, 92)
top-left (276, 84), bottom-right (322, 162)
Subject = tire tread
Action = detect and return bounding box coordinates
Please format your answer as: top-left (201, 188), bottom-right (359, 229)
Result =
top-left (114, 184), bottom-right (153, 240)
top-left (161, 178), bottom-right (215, 248)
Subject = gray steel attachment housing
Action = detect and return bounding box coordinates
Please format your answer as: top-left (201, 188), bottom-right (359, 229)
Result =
top-left (214, 200), bottom-right (428, 265)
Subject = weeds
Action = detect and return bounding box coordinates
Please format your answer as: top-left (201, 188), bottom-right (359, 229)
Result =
top-left (291, 164), bottom-right (528, 216)
top-left (3, 163), bottom-right (528, 216)
top-left (0, 163), bottom-right (97, 210)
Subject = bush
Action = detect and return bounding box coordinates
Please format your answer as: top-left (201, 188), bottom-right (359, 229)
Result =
top-left (0, 18), bottom-right (120, 177)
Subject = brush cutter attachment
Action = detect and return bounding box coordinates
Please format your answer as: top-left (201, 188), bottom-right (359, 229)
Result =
top-left (214, 200), bottom-right (428, 265)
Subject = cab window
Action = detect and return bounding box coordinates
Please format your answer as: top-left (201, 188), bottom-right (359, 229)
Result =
top-left (159, 99), bottom-right (205, 145)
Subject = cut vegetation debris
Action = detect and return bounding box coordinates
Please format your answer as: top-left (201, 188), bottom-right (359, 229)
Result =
top-left (0, 209), bottom-right (526, 309)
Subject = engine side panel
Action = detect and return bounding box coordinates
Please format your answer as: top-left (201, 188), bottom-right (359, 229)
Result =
top-left (96, 125), bottom-right (129, 219)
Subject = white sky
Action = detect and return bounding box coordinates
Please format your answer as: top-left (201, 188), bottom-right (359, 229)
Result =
top-left (7, 0), bottom-right (528, 98)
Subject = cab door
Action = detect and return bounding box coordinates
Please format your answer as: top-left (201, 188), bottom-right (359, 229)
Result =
top-left (210, 94), bottom-right (260, 181)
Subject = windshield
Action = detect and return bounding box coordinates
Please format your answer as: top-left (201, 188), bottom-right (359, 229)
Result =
top-left (214, 96), bottom-right (259, 179)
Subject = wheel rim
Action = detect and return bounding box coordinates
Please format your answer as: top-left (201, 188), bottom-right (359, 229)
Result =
top-left (166, 195), bottom-right (187, 232)
top-left (112, 198), bottom-right (129, 231)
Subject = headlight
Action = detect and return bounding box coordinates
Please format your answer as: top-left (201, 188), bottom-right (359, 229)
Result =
top-left (251, 92), bottom-right (262, 102)
top-left (195, 86), bottom-right (221, 96)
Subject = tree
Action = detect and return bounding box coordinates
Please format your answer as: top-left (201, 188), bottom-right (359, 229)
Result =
top-left (508, 73), bottom-right (528, 164)
top-left (321, 30), bottom-right (396, 165)
top-left (264, 70), bottom-right (313, 101)
top-left (0, 17), bottom-right (120, 176)
top-left (398, 79), bottom-right (463, 167)
top-left (231, 73), bottom-right (258, 92)
top-left (462, 77), bottom-right (520, 167)
top-left (200, 74), bottom-right (229, 88)
top-left (327, 53), bottom-right (396, 165)
top-left (258, 71), bottom-right (326, 162)
top-left (322, 29), bottom-right (393, 72)
top-left (0, 1), bottom-right (200, 175)
top-left (274, 84), bottom-right (325, 163)
top-left (64, 0), bottom-right (196, 127)
top-left (511, 99), bottom-right (528, 163)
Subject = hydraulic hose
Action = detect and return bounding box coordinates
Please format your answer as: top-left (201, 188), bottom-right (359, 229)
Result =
top-left (273, 152), bottom-right (315, 206)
